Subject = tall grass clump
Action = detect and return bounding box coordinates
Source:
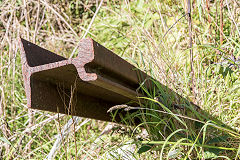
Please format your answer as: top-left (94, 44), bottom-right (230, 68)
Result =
top-left (0, 0), bottom-right (239, 159)
top-left (95, 0), bottom-right (240, 159)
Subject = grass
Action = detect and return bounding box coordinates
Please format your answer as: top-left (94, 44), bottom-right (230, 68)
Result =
top-left (0, 0), bottom-right (240, 159)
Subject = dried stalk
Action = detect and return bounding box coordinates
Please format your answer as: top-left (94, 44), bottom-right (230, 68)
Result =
top-left (215, 0), bottom-right (218, 46)
top-left (220, 0), bottom-right (224, 45)
top-left (70, 79), bottom-right (78, 159)
top-left (185, 0), bottom-right (195, 98)
top-left (70, 0), bottom-right (104, 58)
top-left (0, 87), bottom-right (10, 154)
top-left (33, 0), bottom-right (40, 43)
top-left (206, 0), bottom-right (212, 40)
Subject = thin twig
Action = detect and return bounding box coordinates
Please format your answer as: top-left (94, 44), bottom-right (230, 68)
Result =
top-left (226, 0), bottom-right (240, 37)
top-left (220, 0), bottom-right (224, 45)
top-left (159, 13), bottom-right (188, 45)
top-left (58, 112), bottom-right (68, 160)
top-left (39, 0), bottom-right (78, 37)
top-left (23, 0), bottom-right (30, 40)
top-left (70, 78), bottom-right (78, 159)
top-left (215, 0), bottom-right (218, 46)
top-left (83, 0), bottom-right (104, 38)
top-left (155, 0), bottom-right (167, 32)
top-left (206, 3), bottom-right (233, 48)
top-left (70, 0), bottom-right (104, 58)
top-left (206, 0), bottom-right (212, 40)
top-left (33, 0), bottom-right (40, 43)
top-left (107, 104), bottom-right (204, 124)
top-left (185, 0), bottom-right (195, 98)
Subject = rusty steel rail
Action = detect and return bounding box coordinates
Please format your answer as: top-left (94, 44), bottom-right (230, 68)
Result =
top-left (19, 38), bottom-right (152, 122)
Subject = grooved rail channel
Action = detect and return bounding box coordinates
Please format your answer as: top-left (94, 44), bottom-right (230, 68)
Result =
top-left (19, 38), bottom-right (152, 122)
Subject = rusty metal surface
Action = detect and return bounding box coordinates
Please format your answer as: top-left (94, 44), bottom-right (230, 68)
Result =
top-left (19, 38), bottom-right (151, 122)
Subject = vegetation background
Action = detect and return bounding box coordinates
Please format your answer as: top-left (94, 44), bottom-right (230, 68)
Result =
top-left (0, 0), bottom-right (240, 159)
